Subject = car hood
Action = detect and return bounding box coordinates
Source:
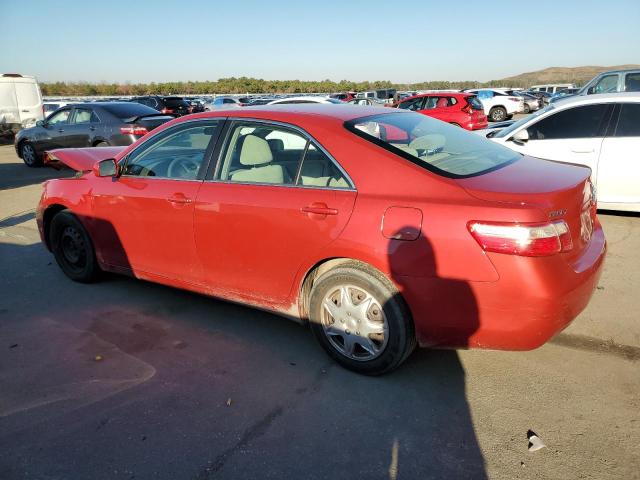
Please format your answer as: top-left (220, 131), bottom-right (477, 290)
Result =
top-left (45, 147), bottom-right (126, 171)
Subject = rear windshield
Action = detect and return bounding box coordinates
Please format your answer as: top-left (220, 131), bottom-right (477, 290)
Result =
top-left (101, 103), bottom-right (160, 120)
top-left (345, 112), bottom-right (520, 178)
top-left (164, 97), bottom-right (189, 108)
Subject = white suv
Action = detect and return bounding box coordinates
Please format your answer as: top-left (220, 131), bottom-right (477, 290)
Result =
top-left (463, 88), bottom-right (524, 122)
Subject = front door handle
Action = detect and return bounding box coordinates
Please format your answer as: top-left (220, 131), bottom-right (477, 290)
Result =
top-left (58, 128), bottom-right (65, 133)
top-left (167, 193), bottom-right (192, 204)
top-left (89, 126), bottom-right (96, 131)
top-left (301, 202), bottom-right (338, 217)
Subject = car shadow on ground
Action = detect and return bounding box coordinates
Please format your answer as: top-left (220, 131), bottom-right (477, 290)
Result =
top-left (0, 155), bottom-right (70, 191)
top-left (0, 221), bottom-right (487, 479)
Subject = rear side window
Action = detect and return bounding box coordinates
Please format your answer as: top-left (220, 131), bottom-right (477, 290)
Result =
top-left (345, 112), bottom-right (520, 178)
top-left (467, 96), bottom-right (484, 110)
top-left (613, 104), bottom-right (640, 137)
top-left (71, 109), bottom-right (92, 124)
top-left (102, 103), bottom-right (160, 120)
top-left (624, 73), bottom-right (640, 92)
top-left (528, 104), bottom-right (610, 139)
top-left (398, 97), bottom-right (424, 111)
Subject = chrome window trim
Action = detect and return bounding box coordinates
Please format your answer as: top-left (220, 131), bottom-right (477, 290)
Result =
top-left (119, 118), bottom-right (223, 180)
top-left (207, 117), bottom-right (356, 191)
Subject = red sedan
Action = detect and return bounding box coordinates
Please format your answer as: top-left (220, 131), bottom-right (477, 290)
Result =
top-left (392, 92), bottom-right (488, 130)
top-left (37, 105), bottom-right (605, 375)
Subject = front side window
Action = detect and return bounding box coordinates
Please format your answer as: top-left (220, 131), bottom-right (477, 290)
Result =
top-left (123, 121), bottom-right (220, 179)
top-left (345, 112), bottom-right (520, 178)
top-left (614, 104), bottom-right (640, 137)
top-left (592, 75), bottom-right (618, 94)
top-left (527, 104), bottom-right (610, 140)
top-left (217, 122), bottom-right (351, 188)
top-left (47, 109), bottom-right (70, 125)
top-left (398, 97), bottom-right (424, 111)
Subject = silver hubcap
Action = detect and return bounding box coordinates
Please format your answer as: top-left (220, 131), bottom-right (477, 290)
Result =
top-left (22, 144), bottom-right (36, 164)
top-left (493, 109), bottom-right (505, 121)
top-left (321, 285), bottom-right (388, 361)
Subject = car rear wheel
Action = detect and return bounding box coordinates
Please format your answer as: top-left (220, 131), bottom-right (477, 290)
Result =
top-left (50, 210), bottom-right (100, 283)
top-left (488, 106), bottom-right (507, 122)
top-left (20, 142), bottom-right (41, 167)
top-left (523, 104), bottom-right (531, 114)
top-left (308, 263), bottom-right (416, 375)
top-left (94, 141), bottom-right (109, 147)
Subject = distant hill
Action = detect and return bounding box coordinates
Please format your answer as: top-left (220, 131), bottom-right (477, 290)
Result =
top-left (495, 65), bottom-right (640, 87)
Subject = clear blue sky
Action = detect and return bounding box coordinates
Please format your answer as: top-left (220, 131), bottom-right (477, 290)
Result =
top-left (1, 0), bottom-right (639, 83)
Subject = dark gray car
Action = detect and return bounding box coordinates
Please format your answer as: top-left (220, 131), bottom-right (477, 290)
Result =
top-left (14, 102), bottom-right (173, 167)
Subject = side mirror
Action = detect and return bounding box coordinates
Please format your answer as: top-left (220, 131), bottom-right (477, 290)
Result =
top-left (510, 129), bottom-right (529, 145)
top-left (94, 158), bottom-right (118, 177)
top-left (587, 86), bottom-right (595, 95)
top-left (36, 120), bottom-right (45, 127)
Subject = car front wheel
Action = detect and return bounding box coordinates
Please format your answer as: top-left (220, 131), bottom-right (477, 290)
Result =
top-left (20, 142), bottom-right (41, 167)
top-left (308, 262), bottom-right (416, 375)
top-left (50, 210), bottom-right (100, 283)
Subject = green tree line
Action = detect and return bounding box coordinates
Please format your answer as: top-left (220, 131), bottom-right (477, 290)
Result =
top-left (40, 76), bottom-right (545, 96)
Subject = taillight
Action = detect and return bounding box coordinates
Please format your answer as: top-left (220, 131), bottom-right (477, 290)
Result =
top-left (120, 126), bottom-right (148, 135)
top-left (462, 104), bottom-right (473, 114)
top-left (467, 220), bottom-right (573, 257)
top-left (161, 108), bottom-right (174, 114)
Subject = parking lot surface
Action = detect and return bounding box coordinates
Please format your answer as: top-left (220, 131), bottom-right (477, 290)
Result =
top-left (0, 145), bottom-right (638, 479)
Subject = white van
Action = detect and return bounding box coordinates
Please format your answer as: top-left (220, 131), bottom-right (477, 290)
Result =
top-left (529, 83), bottom-right (575, 94)
top-left (0, 74), bottom-right (44, 137)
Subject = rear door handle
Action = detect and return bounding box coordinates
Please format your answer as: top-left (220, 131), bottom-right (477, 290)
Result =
top-left (89, 126), bottom-right (96, 131)
top-left (58, 128), bottom-right (64, 133)
top-left (21, 109), bottom-right (30, 113)
top-left (301, 202), bottom-right (338, 216)
top-left (571, 148), bottom-right (595, 153)
top-left (167, 194), bottom-right (192, 204)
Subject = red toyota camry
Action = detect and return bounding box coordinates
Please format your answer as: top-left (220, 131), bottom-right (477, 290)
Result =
top-left (37, 105), bottom-right (605, 375)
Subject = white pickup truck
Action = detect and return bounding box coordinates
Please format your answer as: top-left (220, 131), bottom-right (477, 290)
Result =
top-left (0, 74), bottom-right (44, 138)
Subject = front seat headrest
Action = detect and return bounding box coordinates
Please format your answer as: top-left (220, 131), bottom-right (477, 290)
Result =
top-left (240, 135), bottom-right (273, 166)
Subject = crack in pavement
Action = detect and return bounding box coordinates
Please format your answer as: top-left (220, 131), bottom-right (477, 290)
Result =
top-left (550, 332), bottom-right (640, 361)
top-left (194, 363), bottom-right (334, 479)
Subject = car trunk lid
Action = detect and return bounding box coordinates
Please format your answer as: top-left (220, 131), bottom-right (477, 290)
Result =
top-left (457, 155), bottom-right (597, 262)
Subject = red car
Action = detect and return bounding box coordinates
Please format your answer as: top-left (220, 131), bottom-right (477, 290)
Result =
top-left (393, 92), bottom-right (488, 130)
top-left (37, 105), bottom-right (605, 375)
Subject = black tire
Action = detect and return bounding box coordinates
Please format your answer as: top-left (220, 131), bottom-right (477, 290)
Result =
top-left (308, 262), bottom-right (416, 375)
top-left (20, 141), bottom-right (41, 167)
top-left (94, 141), bottom-right (109, 147)
top-left (50, 210), bottom-right (100, 283)
top-left (523, 104), bottom-right (530, 114)
top-left (488, 106), bottom-right (507, 122)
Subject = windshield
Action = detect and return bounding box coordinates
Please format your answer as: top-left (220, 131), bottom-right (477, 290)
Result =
top-left (325, 98), bottom-right (345, 104)
top-left (494, 104), bottom-right (555, 139)
top-left (345, 112), bottom-right (521, 178)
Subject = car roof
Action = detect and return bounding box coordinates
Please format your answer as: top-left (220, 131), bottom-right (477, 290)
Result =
top-left (182, 103), bottom-right (404, 124)
top-left (552, 92), bottom-right (640, 106)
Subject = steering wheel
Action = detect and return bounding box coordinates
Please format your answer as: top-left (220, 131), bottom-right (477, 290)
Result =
top-left (167, 156), bottom-right (201, 179)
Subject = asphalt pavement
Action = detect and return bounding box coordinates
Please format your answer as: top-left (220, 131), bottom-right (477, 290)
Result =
top-left (0, 145), bottom-right (638, 480)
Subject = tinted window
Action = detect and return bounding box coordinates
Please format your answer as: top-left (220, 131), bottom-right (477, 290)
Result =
top-left (624, 73), bottom-right (640, 92)
top-left (222, 98), bottom-right (236, 104)
top-left (528, 104), bottom-right (609, 140)
top-left (123, 122), bottom-right (220, 179)
top-left (218, 123), bottom-right (308, 185)
top-left (398, 97), bottom-right (424, 111)
top-left (614, 104), bottom-right (640, 137)
top-left (345, 112), bottom-right (520, 178)
top-left (163, 97), bottom-right (189, 108)
top-left (90, 111), bottom-right (100, 123)
top-left (102, 103), bottom-right (160, 120)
